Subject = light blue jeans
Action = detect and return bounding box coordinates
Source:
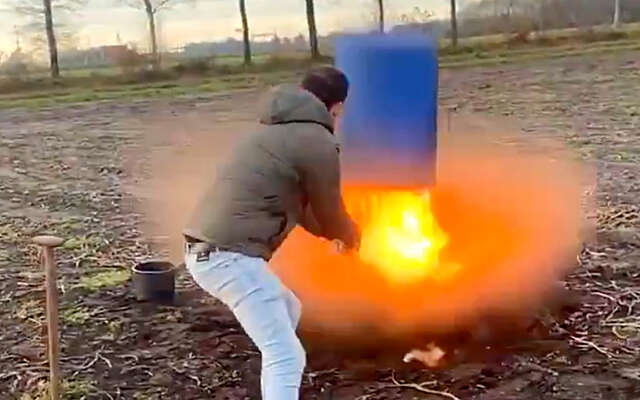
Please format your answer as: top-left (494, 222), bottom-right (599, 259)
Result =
top-left (185, 250), bottom-right (304, 400)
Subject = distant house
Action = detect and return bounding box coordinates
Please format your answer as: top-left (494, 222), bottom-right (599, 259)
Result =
top-left (100, 45), bottom-right (132, 62)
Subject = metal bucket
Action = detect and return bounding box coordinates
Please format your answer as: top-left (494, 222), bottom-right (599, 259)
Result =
top-left (132, 260), bottom-right (175, 302)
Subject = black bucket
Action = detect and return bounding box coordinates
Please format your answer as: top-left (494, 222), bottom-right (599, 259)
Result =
top-left (132, 261), bottom-right (176, 302)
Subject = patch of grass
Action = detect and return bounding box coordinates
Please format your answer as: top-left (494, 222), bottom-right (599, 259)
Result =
top-left (15, 299), bottom-right (44, 324)
top-left (105, 318), bottom-right (122, 338)
top-left (213, 52), bottom-right (272, 66)
top-left (172, 58), bottom-right (215, 75)
top-left (61, 306), bottom-right (92, 325)
top-left (20, 379), bottom-right (97, 400)
top-left (0, 224), bottom-right (20, 243)
top-left (55, 217), bottom-right (89, 237)
top-left (133, 391), bottom-right (156, 400)
top-left (77, 269), bottom-right (131, 291)
top-left (64, 380), bottom-right (96, 399)
top-left (62, 235), bottom-right (104, 251)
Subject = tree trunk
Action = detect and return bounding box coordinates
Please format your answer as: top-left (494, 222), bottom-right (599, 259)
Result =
top-left (613, 0), bottom-right (621, 27)
top-left (306, 0), bottom-right (320, 59)
top-left (239, 0), bottom-right (251, 65)
top-left (450, 0), bottom-right (458, 48)
top-left (42, 0), bottom-right (59, 78)
top-left (143, 0), bottom-right (159, 70)
top-left (377, 0), bottom-right (384, 33)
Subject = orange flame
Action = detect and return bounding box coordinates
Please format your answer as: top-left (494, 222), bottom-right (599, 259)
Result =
top-left (344, 189), bottom-right (459, 284)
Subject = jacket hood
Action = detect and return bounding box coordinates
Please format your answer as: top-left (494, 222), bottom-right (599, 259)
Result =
top-left (259, 84), bottom-right (334, 132)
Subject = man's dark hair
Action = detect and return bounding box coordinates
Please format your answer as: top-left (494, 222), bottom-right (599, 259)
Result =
top-left (301, 67), bottom-right (349, 110)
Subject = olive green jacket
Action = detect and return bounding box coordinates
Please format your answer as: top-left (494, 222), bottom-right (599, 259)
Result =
top-left (184, 85), bottom-right (359, 260)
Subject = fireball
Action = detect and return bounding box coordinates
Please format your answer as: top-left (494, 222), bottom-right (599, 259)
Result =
top-left (344, 188), bottom-right (460, 284)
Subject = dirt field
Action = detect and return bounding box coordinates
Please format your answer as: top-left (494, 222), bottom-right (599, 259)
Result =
top-left (2, 50), bottom-right (640, 399)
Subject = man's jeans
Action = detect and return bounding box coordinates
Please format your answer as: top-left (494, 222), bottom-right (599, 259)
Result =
top-left (185, 250), bottom-right (304, 400)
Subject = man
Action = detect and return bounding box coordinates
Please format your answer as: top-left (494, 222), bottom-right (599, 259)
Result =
top-left (183, 66), bottom-right (360, 399)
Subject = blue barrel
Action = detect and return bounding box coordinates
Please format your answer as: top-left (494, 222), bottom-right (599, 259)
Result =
top-left (335, 34), bottom-right (438, 187)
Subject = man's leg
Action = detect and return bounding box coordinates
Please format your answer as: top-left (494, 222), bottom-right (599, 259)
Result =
top-left (283, 288), bottom-right (302, 329)
top-left (186, 251), bottom-right (305, 400)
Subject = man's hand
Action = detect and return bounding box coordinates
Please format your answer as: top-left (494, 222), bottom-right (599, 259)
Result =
top-left (330, 219), bottom-right (361, 254)
top-left (331, 237), bottom-right (360, 254)
top-left (331, 239), bottom-right (346, 254)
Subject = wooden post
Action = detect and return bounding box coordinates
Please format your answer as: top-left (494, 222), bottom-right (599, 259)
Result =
top-left (446, 105), bottom-right (457, 134)
top-left (613, 0), bottom-right (621, 28)
top-left (33, 235), bottom-right (64, 400)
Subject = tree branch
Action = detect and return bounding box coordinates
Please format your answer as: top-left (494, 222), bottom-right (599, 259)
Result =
top-left (154, 0), bottom-right (173, 12)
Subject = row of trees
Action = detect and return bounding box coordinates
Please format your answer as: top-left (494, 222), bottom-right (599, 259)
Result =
top-left (457, 0), bottom-right (633, 37)
top-left (8, 0), bottom-right (630, 79)
top-left (9, 0), bottom-right (450, 78)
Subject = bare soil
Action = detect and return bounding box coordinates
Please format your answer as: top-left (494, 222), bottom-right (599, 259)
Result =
top-left (2, 51), bottom-right (640, 399)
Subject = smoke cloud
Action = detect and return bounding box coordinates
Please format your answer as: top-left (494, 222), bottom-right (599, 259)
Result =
top-left (130, 110), bottom-right (594, 351)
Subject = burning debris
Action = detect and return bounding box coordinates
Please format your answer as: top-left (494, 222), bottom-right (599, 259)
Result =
top-left (403, 343), bottom-right (446, 368)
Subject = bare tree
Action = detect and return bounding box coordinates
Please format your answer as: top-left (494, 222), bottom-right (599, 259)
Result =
top-left (239, 0), bottom-right (251, 65)
top-left (537, 0), bottom-right (546, 31)
top-left (10, 0), bottom-right (86, 78)
top-left (42, 0), bottom-right (59, 77)
top-left (124, 0), bottom-right (166, 69)
top-left (305, 0), bottom-right (321, 59)
top-left (143, 0), bottom-right (160, 66)
top-left (613, 0), bottom-right (621, 27)
top-left (400, 6), bottom-right (434, 32)
top-left (377, 0), bottom-right (384, 32)
top-left (123, 0), bottom-right (191, 69)
top-left (450, 0), bottom-right (458, 48)
top-left (459, 0), bottom-right (640, 35)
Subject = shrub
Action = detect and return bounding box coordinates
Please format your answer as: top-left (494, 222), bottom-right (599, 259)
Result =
top-left (172, 57), bottom-right (215, 76)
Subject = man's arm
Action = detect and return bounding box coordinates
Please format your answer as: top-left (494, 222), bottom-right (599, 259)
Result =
top-left (299, 205), bottom-right (323, 237)
top-left (294, 128), bottom-right (360, 248)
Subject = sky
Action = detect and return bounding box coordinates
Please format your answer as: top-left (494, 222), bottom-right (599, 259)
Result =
top-left (0, 0), bottom-right (467, 55)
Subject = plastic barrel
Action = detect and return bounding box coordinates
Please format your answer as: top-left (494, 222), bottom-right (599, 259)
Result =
top-left (335, 34), bottom-right (438, 187)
